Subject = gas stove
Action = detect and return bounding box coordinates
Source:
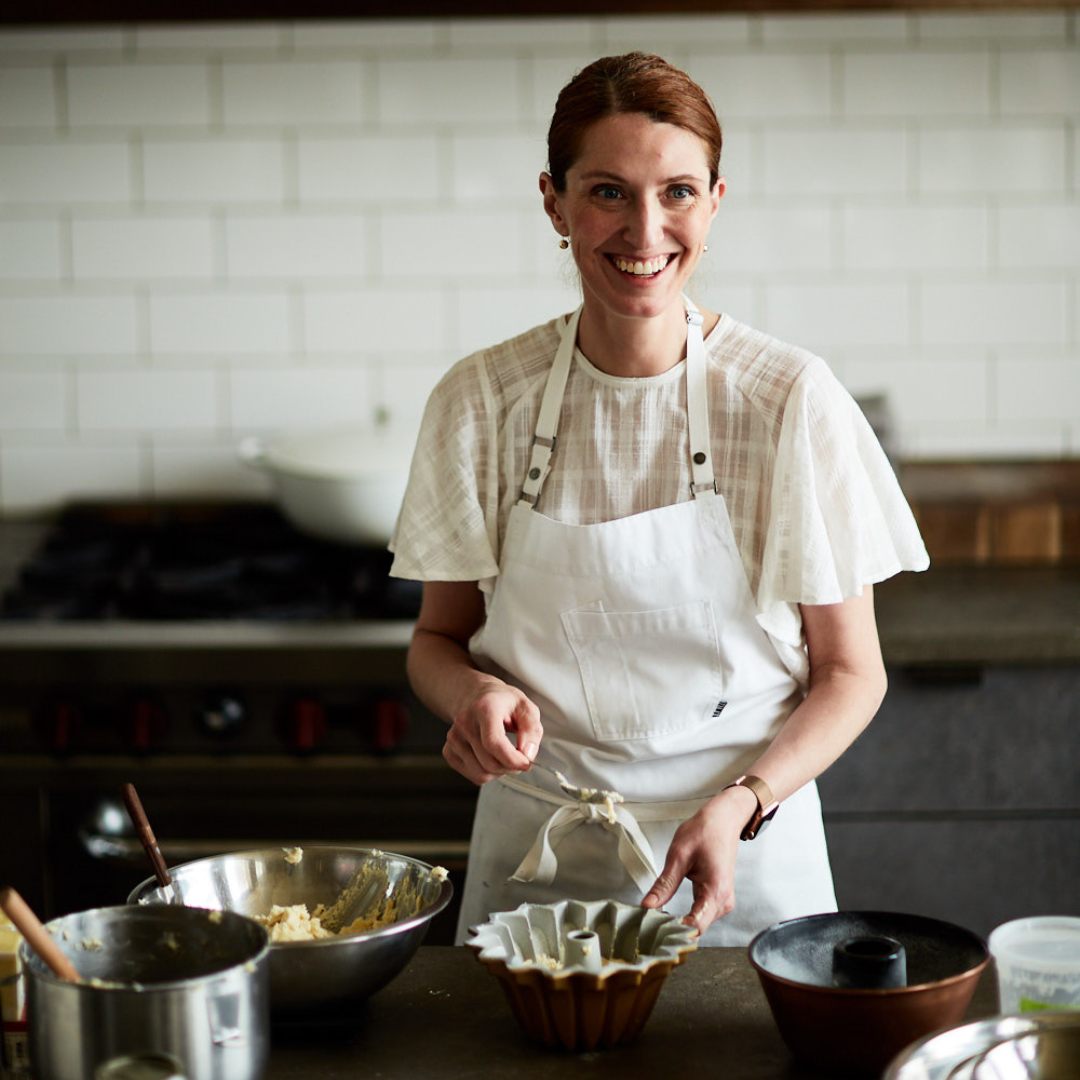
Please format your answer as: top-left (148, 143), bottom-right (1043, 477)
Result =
top-left (1, 501), bottom-right (420, 624)
top-left (0, 503), bottom-right (474, 936)
top-left (0, 500), bottom-right (428, 756)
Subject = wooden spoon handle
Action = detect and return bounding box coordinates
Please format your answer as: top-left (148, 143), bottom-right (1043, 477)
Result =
top-left (121, 782), bottom-right (171, 888)
top-left (0, 886), bottom-right (80, 982)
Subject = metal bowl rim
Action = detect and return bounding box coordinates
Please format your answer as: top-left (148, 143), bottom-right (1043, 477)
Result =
top-left (22, 903), bottom-right (272, 991)
top-left (882, 1012), bottom-right (1080, 1080)
top-left (127, 845), bottom-right (454, 950)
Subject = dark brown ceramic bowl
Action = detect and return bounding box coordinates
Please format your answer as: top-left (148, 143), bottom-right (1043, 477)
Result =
top-left (749, 911), bottom-right (990, 1078)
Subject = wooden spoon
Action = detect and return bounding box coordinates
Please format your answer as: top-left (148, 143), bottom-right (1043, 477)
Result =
top-left (0, 886), bottom-right (80, 982)
top-left (121, 782), bottom-right (171, 889)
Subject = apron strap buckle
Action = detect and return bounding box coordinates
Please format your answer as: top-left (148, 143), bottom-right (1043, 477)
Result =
top-left (690, 479), bottom-right (717, 497)
top-left (519, 434), bottom-right (558, 507)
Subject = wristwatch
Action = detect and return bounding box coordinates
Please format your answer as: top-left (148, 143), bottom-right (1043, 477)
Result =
top-left (723, 774), bottom-right (779, 840)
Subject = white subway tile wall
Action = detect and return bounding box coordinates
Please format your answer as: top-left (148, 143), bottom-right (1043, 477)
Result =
top-left (0, 11), bottom-right (1077, 512)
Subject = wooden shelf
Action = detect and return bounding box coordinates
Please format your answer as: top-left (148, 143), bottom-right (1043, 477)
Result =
top-left (4, 0), bottom-right (1075, 28)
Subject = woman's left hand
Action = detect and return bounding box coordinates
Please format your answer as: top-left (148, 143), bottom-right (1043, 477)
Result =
top-left (640, 783), bottom-right (758, 935)
top-left (642, 587), bottom-right (889, 935)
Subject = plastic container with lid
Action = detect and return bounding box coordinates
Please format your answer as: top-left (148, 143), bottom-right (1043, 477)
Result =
top-left (988, 915), bottom-right (1080, 1014)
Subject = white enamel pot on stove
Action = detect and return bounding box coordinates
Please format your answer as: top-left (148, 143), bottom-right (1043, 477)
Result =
top-left (238, 425), bottom-right (412, 547)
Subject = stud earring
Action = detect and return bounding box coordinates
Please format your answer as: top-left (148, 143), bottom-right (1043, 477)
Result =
top-left (704, 244), bottom-right (709, 252)
top-left (558, 236), bottom-right (569, 249)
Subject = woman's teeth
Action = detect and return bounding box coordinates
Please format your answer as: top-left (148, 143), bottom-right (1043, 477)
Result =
top-left (612, 255), bottom-right (671, 277)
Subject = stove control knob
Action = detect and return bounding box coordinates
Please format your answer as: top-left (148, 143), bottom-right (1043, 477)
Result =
top-left (125, 697), bottom-right (168, 753)
top-left (198, 692), bottom-right (247, 740)
top-left (286, 697), bottom-right (328, 753)
top-left (38, 697), bottom-right (84, 754)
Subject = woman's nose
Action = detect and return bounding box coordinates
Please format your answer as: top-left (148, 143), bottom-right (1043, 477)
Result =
top-left (624, 198), bottom-right (666, 249)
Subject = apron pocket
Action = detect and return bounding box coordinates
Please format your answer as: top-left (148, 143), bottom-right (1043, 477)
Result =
top-left (561, 600), bottom-right (725, 742)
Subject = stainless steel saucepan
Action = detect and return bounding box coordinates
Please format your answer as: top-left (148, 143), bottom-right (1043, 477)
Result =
top-left (21, 904), bottom-right (270, 1080)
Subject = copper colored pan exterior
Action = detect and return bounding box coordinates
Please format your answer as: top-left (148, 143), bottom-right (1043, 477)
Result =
top-left (749, 911), bottom-right (990, 1078)
top-left (755, 964), bottom-right (988, 1076)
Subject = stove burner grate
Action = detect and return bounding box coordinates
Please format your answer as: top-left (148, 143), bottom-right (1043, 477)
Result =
top-left (1, 503), bottom-right (420, 622)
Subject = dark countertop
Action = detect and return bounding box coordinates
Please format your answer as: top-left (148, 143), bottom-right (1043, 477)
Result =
top-left (266, 945), bottom-right (998, 1080)
top-left (874, 565), bottom-right (1080, 666)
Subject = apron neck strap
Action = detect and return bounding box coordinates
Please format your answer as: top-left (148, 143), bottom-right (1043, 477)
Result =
top-left (518, 298), bottom-right (716, 508)
top-left (518, 306), bottom-right (580, 507)
top-left (685, 299), bottom-right (716, 498)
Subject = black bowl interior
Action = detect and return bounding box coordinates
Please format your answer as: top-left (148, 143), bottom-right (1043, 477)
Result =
top-left (749, 911), bottom-right (988, 990)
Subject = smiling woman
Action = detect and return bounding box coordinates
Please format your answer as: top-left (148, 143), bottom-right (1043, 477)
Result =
top-left (389, 52), bottom-right (929, 949)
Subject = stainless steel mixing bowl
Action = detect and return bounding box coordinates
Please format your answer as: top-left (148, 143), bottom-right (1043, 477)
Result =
top-left (128, 846), bottom-right (453, 1015)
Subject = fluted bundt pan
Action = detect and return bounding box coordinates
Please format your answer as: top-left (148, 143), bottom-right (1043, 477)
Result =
top-left (466, 898), bottom-right (698, 1051)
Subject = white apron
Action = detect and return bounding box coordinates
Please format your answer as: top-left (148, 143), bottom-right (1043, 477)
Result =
top-left (456, 300), bottom-right (837, 945)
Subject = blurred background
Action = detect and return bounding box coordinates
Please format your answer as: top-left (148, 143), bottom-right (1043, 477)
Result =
top-left (0, 8), bottom-right (1077, 514)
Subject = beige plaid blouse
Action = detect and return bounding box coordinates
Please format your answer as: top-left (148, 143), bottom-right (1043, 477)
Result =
top-left (389, 311), bottom-right (928, 686)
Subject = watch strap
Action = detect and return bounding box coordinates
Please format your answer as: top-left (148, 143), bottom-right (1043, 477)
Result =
top-left (723, 774), bottom-right (779, 841)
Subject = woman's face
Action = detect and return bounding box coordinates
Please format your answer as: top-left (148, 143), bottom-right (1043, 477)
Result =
top-left (542, 112), bottom-right (723, 325)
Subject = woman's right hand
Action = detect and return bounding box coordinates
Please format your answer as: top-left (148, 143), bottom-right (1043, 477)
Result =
top-left (406, 580), bottom-right (544, 786)
top-left (442, 680), bottom-right (544, 785)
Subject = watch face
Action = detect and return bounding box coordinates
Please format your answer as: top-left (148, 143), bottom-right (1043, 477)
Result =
top-left (741, 803), bottom-right (778, 841)
top-left (729, 775), bottom-right (779, 840)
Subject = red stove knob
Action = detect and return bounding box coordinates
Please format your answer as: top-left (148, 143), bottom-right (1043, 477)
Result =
top-left (286, 697), bottom-right (328, 753)
top-left (371, 697), bottom-right (409, 753)
top-left (125, 697), bottom-right (168, 753)
top-left (38, 697), bottom-right (84, 753)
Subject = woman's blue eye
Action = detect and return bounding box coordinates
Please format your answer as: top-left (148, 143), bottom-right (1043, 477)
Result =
top-left (671, 185), bottom-right (695, 199)
top-left (596, 186), bottom-right (622, 199)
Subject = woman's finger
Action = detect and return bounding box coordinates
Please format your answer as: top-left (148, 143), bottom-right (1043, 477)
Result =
top-left (641, 851), bottom-right (686, 911)
top-left (442, 738), bottom-right (499, 786)
top-left (508, 696), bottom-right (544, 762)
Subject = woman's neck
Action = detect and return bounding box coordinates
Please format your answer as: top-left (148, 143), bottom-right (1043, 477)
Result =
top-left (574, 299), bottom-right (716, 378)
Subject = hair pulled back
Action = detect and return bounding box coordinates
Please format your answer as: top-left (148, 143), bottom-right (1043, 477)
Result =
top-left (546, 52), bottom-right (722, 193)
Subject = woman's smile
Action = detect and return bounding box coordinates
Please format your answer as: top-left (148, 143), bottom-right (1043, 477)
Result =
top-left (608, 253), bottom-right (675, 277)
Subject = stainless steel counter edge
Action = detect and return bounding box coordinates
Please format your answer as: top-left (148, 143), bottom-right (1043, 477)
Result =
top-left (0, 619), bottom-right (415, 649)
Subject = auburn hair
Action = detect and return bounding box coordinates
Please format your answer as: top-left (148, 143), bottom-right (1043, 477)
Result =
top-left (547, 52), bottom-right (723, 192)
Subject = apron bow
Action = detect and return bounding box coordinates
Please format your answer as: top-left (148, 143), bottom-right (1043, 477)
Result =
top-left (507, 794), bottom-right (662, 894)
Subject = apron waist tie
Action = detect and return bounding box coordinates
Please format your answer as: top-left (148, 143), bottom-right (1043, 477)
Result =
top-left (498, 774), bottom-right (710, 894)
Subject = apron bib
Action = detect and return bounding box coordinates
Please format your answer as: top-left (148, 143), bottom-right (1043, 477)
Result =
top-left (457, 300), bottom-right (837, 945)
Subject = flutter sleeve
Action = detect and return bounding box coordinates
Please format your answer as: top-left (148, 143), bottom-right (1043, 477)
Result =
top-left (388, 354), bottom-right (501, 584)
top-left (756, 358), bottom-right (929, 663)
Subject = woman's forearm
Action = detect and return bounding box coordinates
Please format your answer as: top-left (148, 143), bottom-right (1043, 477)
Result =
top-left (734, 587), bottom-right (888, 805)
top-left (742, 659), bottom-right (886, 804)
top-left (406, 626), bottom-right (502, 726)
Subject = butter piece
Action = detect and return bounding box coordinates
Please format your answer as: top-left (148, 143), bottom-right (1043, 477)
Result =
top-left (0, 919), bottom-right (26, 1023)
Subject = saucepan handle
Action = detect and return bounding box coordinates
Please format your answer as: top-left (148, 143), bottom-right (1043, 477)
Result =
top-left (207, 989), bottom-right (249, 1047)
